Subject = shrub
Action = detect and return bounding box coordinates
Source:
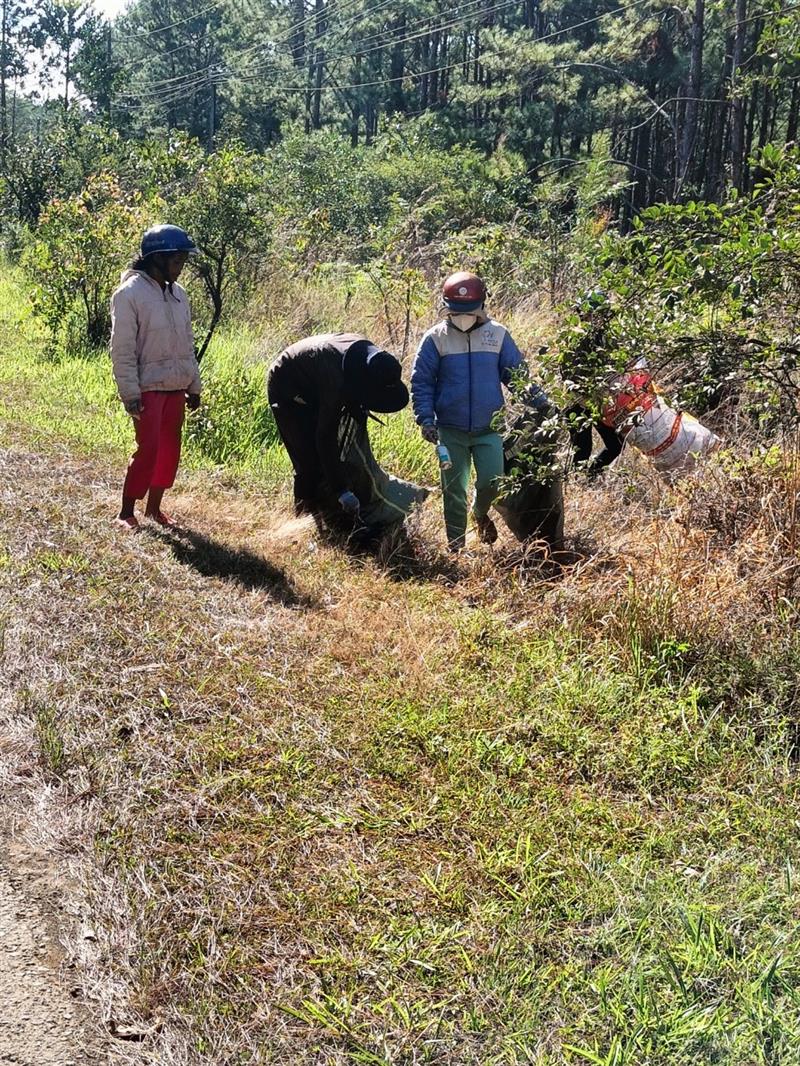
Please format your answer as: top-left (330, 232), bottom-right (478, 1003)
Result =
top-left (22, 173), bottom-right (156, 355)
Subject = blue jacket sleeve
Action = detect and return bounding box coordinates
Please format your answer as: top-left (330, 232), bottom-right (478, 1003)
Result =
top-left (500, 331), bottom-right (550, 411)
top-left (498, 330), bottom-right (524, 383)
top-left (410, 335), bottom-right (439, 425)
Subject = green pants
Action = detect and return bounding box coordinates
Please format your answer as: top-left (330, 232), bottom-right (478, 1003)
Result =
top-left (438, 426), bottom-right (504, 549)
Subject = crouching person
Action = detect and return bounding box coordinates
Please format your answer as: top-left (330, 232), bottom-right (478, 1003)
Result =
top-left (111, 225), bottom-right (201, 531)
top-left (268, 333), bottom-right (427, 541)
top-left (559, 289), bottom-right (625, 477)
top-left (411, 271), bottom-right (549, 552)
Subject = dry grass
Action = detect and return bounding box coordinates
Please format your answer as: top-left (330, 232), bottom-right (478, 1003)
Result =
top-left (2, 270), bottom-right (800, 1063)
top-left (2, 414), bottom-right (800, 1064)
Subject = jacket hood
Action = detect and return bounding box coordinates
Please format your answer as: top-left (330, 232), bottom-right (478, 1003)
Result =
top-left (119, 268), bottom-right (162, 288)
top-left (342, 342), bottom-right (409, 415)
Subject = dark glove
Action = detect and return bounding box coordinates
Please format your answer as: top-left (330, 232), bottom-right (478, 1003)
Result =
top-left (521, 383), bottom-right (551, 412)
top-left (186, 393), bottom-right (201, 411)
top-left (338, 490), bottom-right (361, 516)
top-left (124, 398), bottom-right (142, 419)
top-left (420, 424), bottom-right (439, 444)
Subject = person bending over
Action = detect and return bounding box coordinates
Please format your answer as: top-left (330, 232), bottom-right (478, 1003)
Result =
top-left (268, 333), bottom-right (412, 534)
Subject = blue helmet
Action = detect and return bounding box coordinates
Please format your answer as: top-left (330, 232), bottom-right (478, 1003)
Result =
top-left (140, 224), bottom-right (198, 258)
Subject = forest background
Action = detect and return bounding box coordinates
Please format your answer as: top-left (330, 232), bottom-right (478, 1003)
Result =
top-left (5, 0), bottom-right (800, 456)
top-left (3, 2), bottom-right (800, 1065)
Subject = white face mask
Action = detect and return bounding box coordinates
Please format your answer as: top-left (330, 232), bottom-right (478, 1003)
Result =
top-left (450, 313), bottom-right (478, 332)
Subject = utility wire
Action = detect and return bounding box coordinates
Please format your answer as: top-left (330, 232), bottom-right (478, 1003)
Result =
top-left (236, 0), bottom-right (652, 90)
top-left (121, 0), bottom-right (536, 103)
top-left (115, 0), bottom-right (378, 95)
top-left (117, 0), bottom-right (476, 101)
top-left (309, 0), bottom-right (496, 61)
top-left (113, 0), bottom-right (228, 41)
top-left (235, 0), bottom-right (521, 81)
top-left (115, 0), bottom-right (652, 113)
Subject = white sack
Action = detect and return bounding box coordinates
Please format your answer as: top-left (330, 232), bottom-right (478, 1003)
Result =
top-left (625, 397), bottom-right (720, 474)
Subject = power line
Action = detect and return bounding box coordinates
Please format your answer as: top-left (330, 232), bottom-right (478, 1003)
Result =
top-left (115, 0), bottom-right (653, 115)
top-left (117, 0), bottom-right (438, 102)
top-left (117, 0), bottom-right (525, 98)
top-left (310, 0), bottom-right (495, 62)
top-left (236, 0), bottom-right (652, 90)
top-left (121, 0), bottom-right (526, 103)
top-left (115, 0), bottom-right (375, 96)
top-left (113, 0), bottom-right (228, 42)
top-left (119, 34), bottom-right (211, 72)
top-left (236, 0), bottom-right (520, 81)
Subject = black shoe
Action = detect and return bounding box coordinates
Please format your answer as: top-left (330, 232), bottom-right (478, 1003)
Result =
top-left (473, 513), bottom-right (498, 544)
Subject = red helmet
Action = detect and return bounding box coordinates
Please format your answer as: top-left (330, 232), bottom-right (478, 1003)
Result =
top-left (442, 271), bottom-right (486, 311)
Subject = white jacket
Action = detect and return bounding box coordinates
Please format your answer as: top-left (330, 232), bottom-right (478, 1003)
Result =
top-left (110, 270), bottom-right (201, 404)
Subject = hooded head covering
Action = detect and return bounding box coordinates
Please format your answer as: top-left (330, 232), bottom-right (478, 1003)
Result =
top-left (343, 341), bottom-right (409, 414)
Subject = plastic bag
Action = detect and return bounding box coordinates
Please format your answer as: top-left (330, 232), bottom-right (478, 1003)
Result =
top-left (625, 399), bottom-right (720, 474)
top-left (603, 364), bottom-right (720, 476)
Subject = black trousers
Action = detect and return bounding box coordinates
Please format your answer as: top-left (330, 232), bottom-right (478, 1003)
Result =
top-left (567, 404), bottom-right (623, 472)
top-left (269, 392), bottom-right (326, 513)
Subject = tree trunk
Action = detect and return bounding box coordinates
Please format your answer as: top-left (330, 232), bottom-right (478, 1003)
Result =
top-left (472, 27), bottom-right (480, 130)
top-left (419, 33), bottom-right (429, 111)
top-left (676, 0), bottom-right (704, 197)
top-left (757, 85), bottom-right (773, 149)
top-left (0, 0), bottom-right (7, 167)
top-left (207, 75), bottom-right (216, 150)
top-left (311, 0), bottom-right (324, 131)
top-left (429, 30), bottom-right (440, 106)
top-left (291, 0), bottom-right (305, 67)
top-left (350, 52), bottom-right (361, 146)
top-left (705, 33), bottom-right (734, 200)
top-left (440, 33), bottom-right (450, 105)
top-left (389, 15), bottom-right (405, 112)
top-left (729, 0), bottom-right (747, 191)
top-left (787, 79), bottom-right (800, 143)
top-left (630, 122), bottom-right (652, 214)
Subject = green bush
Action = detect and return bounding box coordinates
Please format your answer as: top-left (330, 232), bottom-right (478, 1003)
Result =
top-left (22, 173), bottom-right (156, 355)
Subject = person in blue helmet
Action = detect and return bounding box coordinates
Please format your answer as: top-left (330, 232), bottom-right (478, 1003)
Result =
top-left (110, 225), bottom-right (201, 531)
top-left (411, 271), bottom-right (550, 552)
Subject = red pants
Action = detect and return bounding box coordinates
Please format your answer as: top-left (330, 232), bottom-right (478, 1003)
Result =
top-left (123, 391), bottom-right (185, 500)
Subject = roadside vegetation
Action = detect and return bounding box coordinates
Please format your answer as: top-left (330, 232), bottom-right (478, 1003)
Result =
top-left (3, 214), bottom-right (800, 1061)
top-left (2, 2), bottom-right (800, 1060)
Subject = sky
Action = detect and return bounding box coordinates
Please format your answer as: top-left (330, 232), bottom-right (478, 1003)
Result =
top-left (93, 0), bottom-right (130, 16)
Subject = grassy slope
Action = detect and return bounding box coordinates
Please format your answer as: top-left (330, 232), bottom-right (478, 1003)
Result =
top-left (1, 273), bottom-right (800, 1065)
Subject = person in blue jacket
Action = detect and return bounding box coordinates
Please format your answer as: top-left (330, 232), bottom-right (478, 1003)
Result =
top-left (411, 271), bottom-right (549, 551)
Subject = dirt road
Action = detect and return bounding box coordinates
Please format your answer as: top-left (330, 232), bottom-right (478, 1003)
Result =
top-left (0, 833), bottom-right (103, 1065)
top-left (0, 442), bottom-right (109, 1064)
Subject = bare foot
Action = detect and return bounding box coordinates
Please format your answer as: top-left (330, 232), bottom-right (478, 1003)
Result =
top-left (114, 515), bottom-right (139, 532)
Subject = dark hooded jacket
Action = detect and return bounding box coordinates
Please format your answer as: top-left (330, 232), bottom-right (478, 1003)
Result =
top-left (268, 333), bottom-right (407, 496)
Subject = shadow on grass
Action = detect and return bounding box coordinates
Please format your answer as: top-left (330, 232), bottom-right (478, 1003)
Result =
top-left (491, 542), bottom-right (584, 586)
top-left (378, 538), bottom-right (464, 585)
top-left (150, 527), bottom-right (315, 607)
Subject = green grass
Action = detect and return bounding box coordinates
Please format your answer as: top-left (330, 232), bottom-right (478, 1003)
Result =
top-left (0, 267), bottom-right (435, 492)
top-left (1, 264), bottom-right (800, 1063)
